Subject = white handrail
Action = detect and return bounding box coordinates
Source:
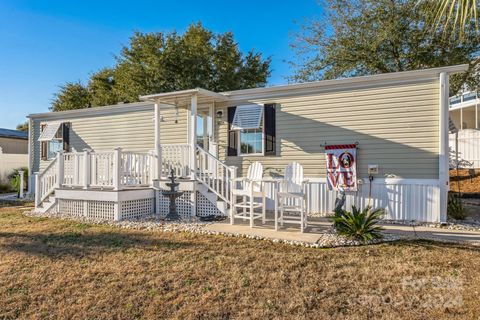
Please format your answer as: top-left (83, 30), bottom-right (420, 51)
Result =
top-left (90, 151), bottom-right (115, 187)
top-left (62, 149), bottom-right (155, 189)
top-left (120, 151), bottom-right (152, 187)
top-left (35, 155), bottom-right (58, 207)
top-left (196, 146), bottom-right (237, 203)
top-left (160, 144), bottom-right (191, 178)
top-left (63, 151), bottom-right (86, 187)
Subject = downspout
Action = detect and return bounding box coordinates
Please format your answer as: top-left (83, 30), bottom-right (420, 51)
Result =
top-left (439, 72), bottom-right (449, 222)
top-left (27, 117), bottom-right (33, 196)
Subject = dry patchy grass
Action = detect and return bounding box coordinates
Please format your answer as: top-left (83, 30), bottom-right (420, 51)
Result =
top-left (450, 169), bottom-right (480, 194)
top-left (1, 205), bottom-right (480, 319)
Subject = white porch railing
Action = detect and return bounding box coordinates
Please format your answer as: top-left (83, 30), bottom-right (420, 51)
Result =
top-left (90, 151), bottom-right (116, 187)
top-left (63, 151), bottom-right (86, 187)
top-left (160, 144), bottom-right (191, 178)
top-left (34, 155), bottom-right (58, 207)
top-left (121, 151), bottom-right (153, 187)
top-left (196, 146), bottom-right (237, 203)
top-left (62, 148), bottom-right (154, 190)
top-left (35, 144), bottom-right (234, 210)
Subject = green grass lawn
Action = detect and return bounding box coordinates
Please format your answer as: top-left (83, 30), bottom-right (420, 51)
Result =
top-left (1, 204), bottom-right (480, 319)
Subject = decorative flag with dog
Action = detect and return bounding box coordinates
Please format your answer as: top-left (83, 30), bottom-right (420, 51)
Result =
top-left (325, 144), bottom-right (357, 191)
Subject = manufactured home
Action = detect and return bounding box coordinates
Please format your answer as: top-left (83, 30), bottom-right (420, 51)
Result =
top-left (27, 65), bottom-right (468, 224)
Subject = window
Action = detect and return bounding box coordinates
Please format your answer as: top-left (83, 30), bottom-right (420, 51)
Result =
top-left (231, 105), bottom-right (265, 156)
top-left (239, 127), bottom-right (263, 155)
top-left (39, 122), bottom-right (66, 160)
top-left (47, 127), bottom-right (63, 159)
top-left (228, 104), bottom-right (276, 157)
top-left (196, 115), bottom-right (205, 148)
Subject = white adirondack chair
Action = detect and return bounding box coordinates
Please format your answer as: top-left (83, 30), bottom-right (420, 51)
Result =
top-left (275, 162), bottom-right (308, 232)
top-left (230, 162), bottom-right (266, 227)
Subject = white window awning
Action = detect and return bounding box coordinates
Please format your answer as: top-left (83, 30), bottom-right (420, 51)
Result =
top-left (38, 122), bottom-right (62, 141)
top-left (231, 104), bottom-right (263, 130)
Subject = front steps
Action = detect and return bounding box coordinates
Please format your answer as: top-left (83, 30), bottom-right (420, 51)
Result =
top-left (35, 195), bottom-right (57, 214)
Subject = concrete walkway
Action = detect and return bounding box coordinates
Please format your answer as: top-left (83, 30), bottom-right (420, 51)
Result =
top-left (204, 216), bottom-right (480, 246)
top-left (0, 193), bottom-right (18, 200)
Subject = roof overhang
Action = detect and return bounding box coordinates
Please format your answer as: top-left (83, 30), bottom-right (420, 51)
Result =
top-left (28, 102), bottom-right (154, 120)
top-left (221, 65), bottom-right (470, 102)
top-left (139, 88), bottom-right (229, 106)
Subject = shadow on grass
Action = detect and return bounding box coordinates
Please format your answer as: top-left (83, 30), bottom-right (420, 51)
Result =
top-left (386, 238), bottom-right (480, 253)
top-left (450, 172), bottom-right (479, 182)
top-left (0, 199), bottom-right (34, 208)
top-left (0, 230), bottom-right (194, 259)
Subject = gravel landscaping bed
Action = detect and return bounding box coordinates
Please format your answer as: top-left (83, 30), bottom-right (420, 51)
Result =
top-left (381, 218), bottom-right (480, 232)
top-left (25, 210), bottom-right (401, 248)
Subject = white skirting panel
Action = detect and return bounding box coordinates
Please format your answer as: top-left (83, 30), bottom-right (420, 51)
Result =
top-left (262, 178), bottom-right (442, 223)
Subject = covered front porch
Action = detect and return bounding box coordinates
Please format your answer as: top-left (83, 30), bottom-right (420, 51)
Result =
top-left (34, 88), bottom-right (238, 220)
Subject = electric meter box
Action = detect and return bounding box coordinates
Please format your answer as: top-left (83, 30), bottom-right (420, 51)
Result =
top-left (368, 164), bottom-right (379, 175)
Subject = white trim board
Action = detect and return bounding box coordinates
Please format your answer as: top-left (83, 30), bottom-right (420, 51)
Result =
top-left (55, 188), bottom-right (155, 202)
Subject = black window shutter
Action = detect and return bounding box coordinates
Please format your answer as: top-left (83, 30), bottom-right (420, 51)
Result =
top-left (264, 104), bottom-right (276, 156)
top-left (62, 122), bottom-right (70, 152)
top-left (227, 107), bottom-right (238, 156)
top-left (40, 124), bottom-right (47, 161)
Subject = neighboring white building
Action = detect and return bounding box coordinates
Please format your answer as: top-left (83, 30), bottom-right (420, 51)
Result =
top-left (449, 91), bottom-right (480, 168)
top-left (0, 128), bottom-right (28, 184)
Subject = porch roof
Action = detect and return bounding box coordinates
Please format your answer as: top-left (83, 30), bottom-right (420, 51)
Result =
top-left (139, 88), bottom-right (228, 106)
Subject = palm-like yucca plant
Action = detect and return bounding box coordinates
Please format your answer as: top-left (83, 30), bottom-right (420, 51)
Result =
top-left (332, 205), bottom-right (384, 242)
top-left (421, 0), bottom-right (478, 36)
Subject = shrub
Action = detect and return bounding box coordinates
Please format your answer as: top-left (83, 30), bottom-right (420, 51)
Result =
top-left (0, 182), bottom-right (12, 193)
top-left (332, 205), bottom-right (384, 242)
top-left (447, 193), bottom-right (469, 220)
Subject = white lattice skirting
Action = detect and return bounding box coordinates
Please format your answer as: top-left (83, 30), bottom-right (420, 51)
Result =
top-left (196, 191), bottom-right (224, 217)
top-left (156, 190), bottom-right (194, 218)
top-left (156, 190), bottom-right (224, 218)
top-left (58, 198), bottom-right (154, 220)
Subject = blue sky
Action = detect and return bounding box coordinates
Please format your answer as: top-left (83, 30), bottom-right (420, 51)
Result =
top-left (0, 0), bottom-right (322, 129)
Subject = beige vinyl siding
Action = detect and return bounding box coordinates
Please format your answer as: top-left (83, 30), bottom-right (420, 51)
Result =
top-left (32, 105), bottom-right (188, 173)
top-left (218, 78), bottom-right (440, 179)
top-left (159, 106), bottom-right (189, 145)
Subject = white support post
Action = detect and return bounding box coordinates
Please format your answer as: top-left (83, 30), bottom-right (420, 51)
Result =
top-left (57, 151), bottom-right (64, 188)
top-left (460, 107), bottom-right (463, 130)
top-left (27, 117), bottom-right (33, 196)
top-left (34, 173), bottom-right (40, 207)
top-left (74, 152), bottom-right (80, 185)
top-left (149, 150), bottom-right (156, 186)
top-left (208, 102), bottom-right (215, 147)
top-left (114, 202), bottom-right (120, 221)
top-left (18, 170), bottom-right (24, 199)
top-left (476, 103), bottom-right (478, 129)
top-left (439, 72), bottom-right (449, 223)
top-left (154, 102), bottom-right (162, 180)
top-left (83, 149), bottom-right (90, 189)
top-left (189, 94), bottom-right (198, 180)
top-left (113, 147), bottom-right (122, 191)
